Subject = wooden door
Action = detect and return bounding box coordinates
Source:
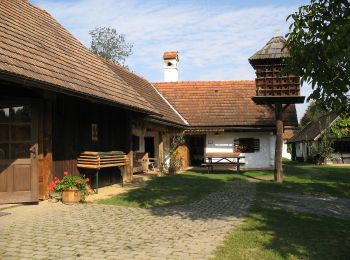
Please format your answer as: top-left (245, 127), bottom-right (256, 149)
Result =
top-left (177, 145), bottom-right (189, 169)
top-left (144, 137), bottom-right (155, 158)
top-left (0, 103), bottom-right (38, 204)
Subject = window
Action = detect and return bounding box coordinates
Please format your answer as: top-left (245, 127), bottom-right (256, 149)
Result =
top-left (234, 138), bottom-right (260, 153)
top-left (0, 105), bottom-right (32, 159)
top-left (132, 135), bottom-right (140, 151)
top-left (91, 123), bottom-right (98, 141)
top-left (333, 140), bottom-right (350, 153)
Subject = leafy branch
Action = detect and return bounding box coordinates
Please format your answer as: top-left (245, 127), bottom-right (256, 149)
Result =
top-left (90, 27), bottom-right (133, 68)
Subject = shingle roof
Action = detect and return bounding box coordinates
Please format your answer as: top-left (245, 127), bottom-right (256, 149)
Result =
top-left (249, 36), bottom-right (290, 62)
top-left (0, 0), bottom-right (299, 129)
top-left (0, 0), bottom-right (158, 114)
top-left (102, 60), bottom-right (185, 125)
top-left (288, 112), bottom-right (339, 143)
top-left (154, 81), bottom-right (298, 127)
top-left (163, 51), bottom-right (178, 60)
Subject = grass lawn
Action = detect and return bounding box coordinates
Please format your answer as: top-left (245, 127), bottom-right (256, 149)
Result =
top-left (214, 161), bottom-right (350, 260)
top-left (242, 160), bottom-right (350, 198)
top-left (96, 169), bottom-right (242, 208)
top-left (214, 205), bottom-right (350, 260)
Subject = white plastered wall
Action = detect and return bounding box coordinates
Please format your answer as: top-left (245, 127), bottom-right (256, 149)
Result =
top-left (164, 58), bottom-right (179, 82)
top-left (205, 131), bottom-right (275, 169)
top-left (296, 142), bottom-right (303, 158)
top-left (282, 141), bottom-right (291, 159)
top-left (295, 141), bottom-right (309, 161)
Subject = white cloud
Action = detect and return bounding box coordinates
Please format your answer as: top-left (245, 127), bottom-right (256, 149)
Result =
top-left (31, 0), bottom-right (309, 119)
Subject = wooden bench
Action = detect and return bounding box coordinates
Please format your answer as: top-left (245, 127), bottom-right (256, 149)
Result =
top-left (203, 153), bottom-right (245, 174)
top-left (77, 151), bottom-right (128, 193)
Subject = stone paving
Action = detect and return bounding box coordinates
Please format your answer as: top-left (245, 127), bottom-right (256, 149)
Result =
top-left (0, 180), bottom-right (256, 260)
top-left (261, 192), bottom-right (350, 220)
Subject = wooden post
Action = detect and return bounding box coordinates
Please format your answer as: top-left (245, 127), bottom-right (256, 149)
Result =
top-left (124, 113), bottom-right (133, 183)
top-left (125, 151), bottom-right (133, 182)
top-left (275, 103), bottom-right (284, 183)
top-left (158, 132), bottom-right (164, 164)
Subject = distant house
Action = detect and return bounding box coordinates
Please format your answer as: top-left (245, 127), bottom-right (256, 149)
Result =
top-left (154, 50), bottom-right (298, 169)
top-left (0, 0), bottom-right (298, 204)
top-left (288, 113), bottom-right (350, 163)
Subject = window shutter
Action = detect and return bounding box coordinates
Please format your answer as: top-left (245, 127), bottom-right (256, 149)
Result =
top-left (253, 139), bottom-right (260, 152)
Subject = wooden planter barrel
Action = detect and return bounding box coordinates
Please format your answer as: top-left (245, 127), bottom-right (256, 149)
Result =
top-left (62, 187), bottom-right (81, 204)
top-left (168, 166), bottom-right (176, 175)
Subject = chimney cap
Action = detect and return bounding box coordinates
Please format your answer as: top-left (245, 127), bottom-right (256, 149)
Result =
top-left (249, 36), bottom-right (290, 63)
top-left (163, 51), bottom-right (178, 60)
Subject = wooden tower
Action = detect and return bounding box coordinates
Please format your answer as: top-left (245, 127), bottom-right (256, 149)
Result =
top-left (249, 36), bottom-right (305, 182)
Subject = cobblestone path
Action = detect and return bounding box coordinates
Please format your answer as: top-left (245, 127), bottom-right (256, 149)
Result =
top-left (0, 180), bottom-right (256, 260)
top-left (261, 192), bottom-right (350, 220)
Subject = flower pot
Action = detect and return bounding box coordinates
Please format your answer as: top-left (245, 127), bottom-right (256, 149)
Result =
top-left (49, 191), bottom-right (62, 203)
top-left (62, 187), bottom-right (82, 204)
top-left (168, 167), bottom-right (176, 175)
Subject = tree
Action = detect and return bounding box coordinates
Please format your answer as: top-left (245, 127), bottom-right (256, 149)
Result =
top-left (159, 134), bottom-right (185, 175)
top-left (330, 117), bottom-right (350, 137)
top-left (286, 0), bottom-right (350, 113)
top-left (300, 101), bottom-right (329, 127)
top-left (90, 27), bottom-right (133, 67)
top-left (310, 132), bottom-right (334, 165)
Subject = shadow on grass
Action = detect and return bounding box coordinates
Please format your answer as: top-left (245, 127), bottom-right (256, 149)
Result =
top-left (241, 161), bottom-right (350, 198)
top-left (97, 171), bottom-right (238, 208)
top-left (215, 204), bottom-right (350, 259)
top-left (97, 162), bottom-right (350, 221)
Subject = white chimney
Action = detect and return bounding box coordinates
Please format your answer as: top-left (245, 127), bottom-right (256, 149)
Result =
top-left (163, 51), bottom-right (179, 82)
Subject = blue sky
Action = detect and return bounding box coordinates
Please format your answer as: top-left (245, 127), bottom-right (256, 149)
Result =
top-left (31, 0), bottom-right (312, 120)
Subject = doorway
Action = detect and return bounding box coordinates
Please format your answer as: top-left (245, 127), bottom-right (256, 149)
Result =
top-left (187, 135), bottom-right (205, 166)
top-left (0, 103), bottom-right (38, 204)
top-left (144, 137), bottom-right (155, 159)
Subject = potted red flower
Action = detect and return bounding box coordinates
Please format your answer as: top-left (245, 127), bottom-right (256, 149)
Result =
top-left (51, 172), bottom-right (92, 204)
top-left (48, 177), bottom-right (62, 202)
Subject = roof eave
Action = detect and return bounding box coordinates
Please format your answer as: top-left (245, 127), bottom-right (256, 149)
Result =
top-left (144, 116), bottom-right (186, 129)
top-left (0, 70), bottom-right (159, 116)
top-left (185, 125), bottom-right (276, 131)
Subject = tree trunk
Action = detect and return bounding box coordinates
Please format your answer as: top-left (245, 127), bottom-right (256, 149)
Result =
top-left (274, 103), bottom-right (284, 183)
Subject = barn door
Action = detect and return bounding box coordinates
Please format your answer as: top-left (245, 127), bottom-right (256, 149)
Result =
top-left (0, 103), bottom-right (38, 204)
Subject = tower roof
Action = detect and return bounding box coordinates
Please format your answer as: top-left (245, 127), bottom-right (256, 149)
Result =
top-left (249, 36), bottom-right (290, 63)
top-left (163, 51), bottom-right (178, 60)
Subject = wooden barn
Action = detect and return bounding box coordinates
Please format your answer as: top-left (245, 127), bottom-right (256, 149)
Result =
top-left (0, 0), bottom-right (184, 204)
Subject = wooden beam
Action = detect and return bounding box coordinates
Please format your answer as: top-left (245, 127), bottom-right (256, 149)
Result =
top-left (267, 104), bottom-right (275, 111)
top-left (282, 104), bottom-right (291, 112)
top-left (274, 103), bottom-right (284, 183)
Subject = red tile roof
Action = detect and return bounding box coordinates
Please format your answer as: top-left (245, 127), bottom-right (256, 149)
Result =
top-left (102, 60), bottom-right (185, 125)
top-left (154, 81), bottom-right (298, 127)
top-left (0, 0), bottom-right (158, 114)
top-left (283, 129), bottom-right (295, 140)
top-left (163, 51), bottom-right (178, 60)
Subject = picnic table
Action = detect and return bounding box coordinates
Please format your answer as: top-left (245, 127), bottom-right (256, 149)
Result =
top-left (202, 152), bottom-right (245, 174)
